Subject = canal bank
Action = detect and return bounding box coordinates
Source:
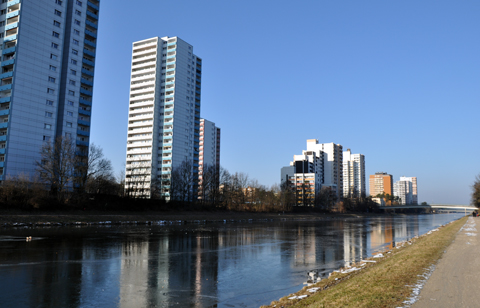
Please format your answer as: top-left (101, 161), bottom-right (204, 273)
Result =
top-left (261, 216), bottom-right (469, 308)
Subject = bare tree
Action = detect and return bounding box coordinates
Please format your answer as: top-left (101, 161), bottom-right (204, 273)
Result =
top-left (170, 160), bottom-right (195, 202)
top-left (36, 136), bottom-right (77, 201)
top-left (473, 174), bottom-right (480, 208)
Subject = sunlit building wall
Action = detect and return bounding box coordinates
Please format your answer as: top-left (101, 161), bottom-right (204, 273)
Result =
top-left (0, 0), bottom-right (100, 181)
top-left (342, 149), bottom-right (365, 198)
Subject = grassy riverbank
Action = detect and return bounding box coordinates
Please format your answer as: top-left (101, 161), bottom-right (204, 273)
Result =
top-left (262, 216), bottom-right (467, 308)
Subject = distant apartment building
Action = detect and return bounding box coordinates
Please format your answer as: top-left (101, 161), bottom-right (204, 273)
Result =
top-left (198, 119), bottom-right (220, 200)
top-left (281, 150), bottom-right (323, 206)
top-left (125, 36), bottom-right (202, 199)
top-left (393, 180), bottom-right (413, 205)
top-left (306, 140), bottom-right (343, 198)
top-left (400, 176), bottom-right (417, 204)
top-left (369, 172), bottom-right (393, 197)
top-left (0, 0), bottom-right (100, 181)
top-left (342, 149), bottom-right (365, 198)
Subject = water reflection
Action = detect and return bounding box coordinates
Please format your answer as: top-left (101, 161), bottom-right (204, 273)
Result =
top-left (0, 213), bottom-right (464, 308)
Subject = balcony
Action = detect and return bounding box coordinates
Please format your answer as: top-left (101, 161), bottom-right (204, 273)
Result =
top-left (7, 0), bottom-right (20, 7)
top-left (87, 0), bottom-right (100, 10)
top-left (0, 110), bottom-right (9, 116)
top-left (78, 119), bottom-right (90, 126)
top-left (76, 140), bottom-right (89, 146)
top-left (6, 10), bottom-right (19, 19)
top-left (0, 97), bottom-right (11, 104)
top-left (84, 39), bottom-right (96, 48)
top-left (0, 84), bottom-right (12, 92)
top-left (86, 10), bottom-right (99, 20)
top-left (167, 42), bottom-right (176, 47)
top-left (81, 68), bottom-right (94, 77)
top-left (5, 22), bottom-right (18, 31)
top-left (1, 59), bottom-right (14, 67)
top-left (79, 98), bottom-right (92, 106)
top-left (81, 78), bottom-right (93, 87)
top-left (79, 108), bottom-right (91, 116)
top-left (77, 129), bottom-right (89, 137)
top-left (2, 47), bottom-right (16, 55)
top-left (80, 88), bottom-right (93, 96)
top-left (85, 19), bottom-right (98, 30)
top-left (83, 48), bottom-right (95, 57)
top-left (82, 58), bottom-right (95, 66)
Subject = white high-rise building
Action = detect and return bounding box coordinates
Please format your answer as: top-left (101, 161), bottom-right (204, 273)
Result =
top-left (0, 0), bottom-right (100, 181)
top-left (399, 176), bottom-right (418, 204)
top-left (198, 118), bottom-right (220, 200)
top-left (125, 36), bottom-right (201, 199)
top-left (342, 149), bottom-right (365, 198)
top-left (394, 180), bottom-right (413, 205)
top-left (306, 139), bottom-right (343, 198)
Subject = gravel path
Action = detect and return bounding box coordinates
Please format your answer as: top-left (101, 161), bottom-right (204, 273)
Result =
top-left (412, 217), bottom-right (479, 308)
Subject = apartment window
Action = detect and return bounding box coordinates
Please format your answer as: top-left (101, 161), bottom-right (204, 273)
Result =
top-left (51, 42), bottom-right (59, 49)
top-left (70, 69), bottom-right (77, 75)
top-left (43, 136), bottom-right (51, 141)
top-left (48, 76), bottom-right (55, 83)
top-left (46, 100), bottom-right (54, 106)
top-left (54, 9), bottom-right (62, 16)
top-left (53, 20), bottom-right (61, 27)
top-left (74, 19), bottom-right (81, 26)
top-left (75, 10), bottom-right (81, 16)
top-left (0, 9), bottom-right (5, 15)
top-left (66, 122), bottom-right (72, 127)
top-left (69, 80), bottom-right (76, 86)
top-left (55, 0), bottom-right (63, 5)
top-left (52, 31), bottom-right (60, 38)
top-left (0, 33), bottom-right (3, 38)
top-left (71, 59), bottom-right (77, 65)
top-left (72, 49), bottom-right (78, 55)
top-left (73, 29), bottom-right (80, 35)
top-left (68, 90), bottom-right (75, 96)
top-left (50, 54), bottom-right (58, 60)
top-left (47, 88), bottom-right (55, 94)
top-left (73, 39), bottom-right (79, 45)
top-left (67, 111), bottom-right (73, 116)
top-left (76, 0), bottom-right (82, 6)
top-left (67, 101), bottom-right (74, 106)
top-left (45, 112), bottom-right (53, 117)
top-left (49, 65), bottom-right (56, 72)
top-left (44, 124), bottom-right (51, 129)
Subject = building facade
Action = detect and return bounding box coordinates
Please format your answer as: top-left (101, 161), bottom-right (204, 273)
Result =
top-left (369, 172), bottom-right (393, 197)
top-left (393, 180), bottom-right (413, 205)
top-left (198, 118), bottom-right (220, 200)
top-left (399, 176), bottom-right (417, 204)
top-left (342, 149), bottom-right (365, 198)
top-left (306, 139), bottom-right (343, 198)
top-left (282, 150), bottom-right (323, 206)
top-left (125, 36), bottom-right (201, 199)
top-left (0, 0), bottom-right (99, 181)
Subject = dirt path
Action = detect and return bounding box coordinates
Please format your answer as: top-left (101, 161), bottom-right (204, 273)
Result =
top-left (412, 217), bottom-right (479, 308)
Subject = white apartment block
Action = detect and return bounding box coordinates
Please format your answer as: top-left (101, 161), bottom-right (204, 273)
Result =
top-left (399, 176), bottom-right (418, 204)
top-left (342, 149), bottom-right (365, 198)
top-left (394, 180), bottom-right (413, 205)
top-left (198, 118), bottom-right (220, 199)
top-left (282, 150), bottom-right (323, 206)
top-left (0, 0), bottom-right (99, 180)
top-left (125, 36), bottom-right (201, 199)
top-left (306, 139), bottom-right (343, 198)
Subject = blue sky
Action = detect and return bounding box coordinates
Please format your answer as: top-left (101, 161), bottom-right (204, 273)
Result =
top-left (91, 0), bottom-right (480, 205)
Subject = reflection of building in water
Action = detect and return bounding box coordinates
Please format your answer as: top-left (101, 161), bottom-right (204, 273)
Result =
top-left (369, 217), bottom-right (395, 251)
top-left (343, 222), bottom-right (368, 266)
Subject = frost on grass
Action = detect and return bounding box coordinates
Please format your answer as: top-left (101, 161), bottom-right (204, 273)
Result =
top-left (400, 265), bottom-right (436, 308)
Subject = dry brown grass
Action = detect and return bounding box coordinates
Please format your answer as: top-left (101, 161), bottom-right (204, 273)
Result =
top-left (262, 216), bottom-right (467, 308)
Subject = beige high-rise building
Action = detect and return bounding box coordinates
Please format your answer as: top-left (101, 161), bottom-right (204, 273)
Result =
top-left (343, 149), bottom-right (366, 198)
top-left (400, 176), bottom-right (418, 204)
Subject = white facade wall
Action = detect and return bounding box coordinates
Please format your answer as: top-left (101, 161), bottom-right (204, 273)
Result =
top-left (400, 176), bottom-right (418, 204)
top-left (306, 139), bottom-right (343, 198)
top-left (125, 36), bottom-right (201, 199)
top-left (0, 0), bottom-right (99, 180)
top-left (394, 180), bottom-right (413, 205)
top-left (342, 149), bottom-right (365, 198)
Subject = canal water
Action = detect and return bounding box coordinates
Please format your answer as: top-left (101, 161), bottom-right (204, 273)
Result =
top-left (0, 213), bottom-right (465, 307)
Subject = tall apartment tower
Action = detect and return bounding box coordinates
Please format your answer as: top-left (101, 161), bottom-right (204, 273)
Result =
top-left (342, 149), bottom-right (365, 198)
top-left (125, 36), bottom-right (201, 199)
top-left (399, 176), bottom-right (417, 204)
top-left (393, 179), bottom-right (413, 205)
top-left (306, 139), bottom-right (343, 198)
top-left (369, 172), bottom-right (393, 196)
top-left (0, 0), bottom-right (100, 181)
top-left (198, 118), bottom-right (220, 199)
